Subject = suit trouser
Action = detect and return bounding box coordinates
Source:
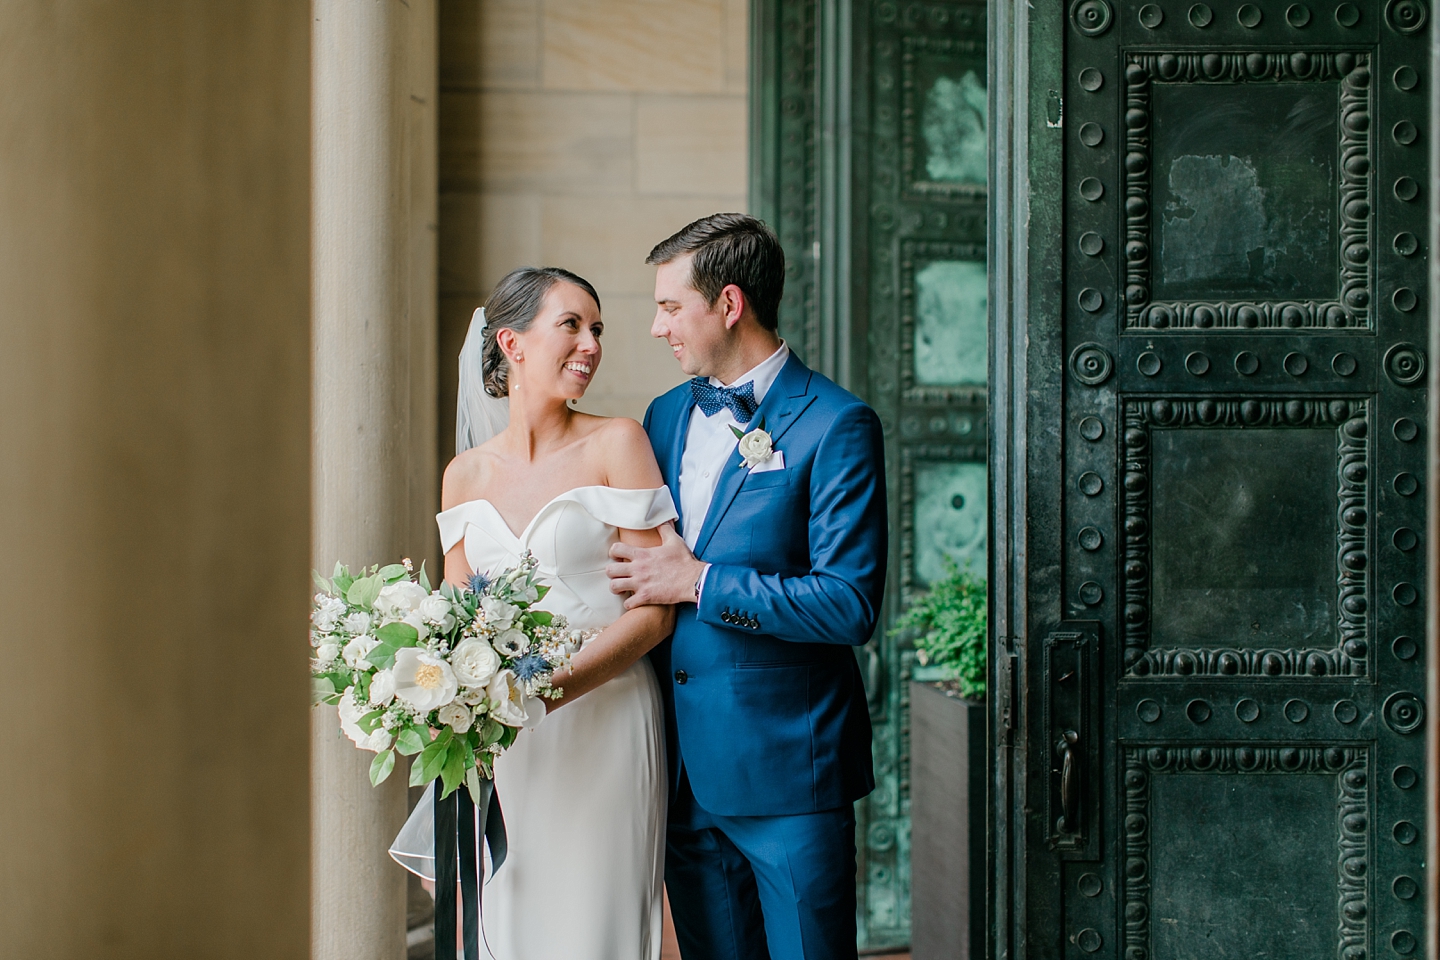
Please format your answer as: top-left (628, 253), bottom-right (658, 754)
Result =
top-left (665, 768), bottom-right (858, 960)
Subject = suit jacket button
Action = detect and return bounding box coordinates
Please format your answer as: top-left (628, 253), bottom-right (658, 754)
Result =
top-left (674, 670), bottom-right (688, 684)
top-left (721, 612), bottom-right (733, 623)
top-left (750, 619), bottom-right (759, 629)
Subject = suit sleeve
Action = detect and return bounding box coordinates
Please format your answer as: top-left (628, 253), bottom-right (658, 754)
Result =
top-left (696, 402), bottom-right (888, 646)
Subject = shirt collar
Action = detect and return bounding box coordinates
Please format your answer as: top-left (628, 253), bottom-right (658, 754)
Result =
top-left (710, 341), bottom-right (789, 405)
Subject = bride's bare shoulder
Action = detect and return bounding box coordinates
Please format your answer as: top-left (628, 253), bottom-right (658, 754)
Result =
top-left (441, 444), bottom-right (500, 509)
top-left (588, 416), bottom-right (661, 487)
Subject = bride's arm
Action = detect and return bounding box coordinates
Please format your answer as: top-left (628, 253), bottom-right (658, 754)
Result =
top-left (546, 417), bottom-right (676, 710)
top-left (545, 526), bottom-right (676, 711)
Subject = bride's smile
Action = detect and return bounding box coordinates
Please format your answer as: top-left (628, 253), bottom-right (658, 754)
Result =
top-left (498, 279), bottom-right (604, 401)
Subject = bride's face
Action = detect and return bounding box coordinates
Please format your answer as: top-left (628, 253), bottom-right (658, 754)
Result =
top-left (505, 282), bottom-right (603, 401)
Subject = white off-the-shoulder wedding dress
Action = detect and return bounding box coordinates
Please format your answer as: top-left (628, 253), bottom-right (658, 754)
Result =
top-left (390, 485), bottom-right (676, 960)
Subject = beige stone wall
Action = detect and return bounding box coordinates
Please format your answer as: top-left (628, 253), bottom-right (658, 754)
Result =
top-left (438, 0), bottom-right (749, 446)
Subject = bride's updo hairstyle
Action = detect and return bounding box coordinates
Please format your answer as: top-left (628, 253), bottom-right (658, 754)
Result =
top-left (481, 266), bottom-right (602, 397)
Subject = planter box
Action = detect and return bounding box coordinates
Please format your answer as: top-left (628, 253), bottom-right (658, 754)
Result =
top-left (909, 681), bottom-right (985, 960)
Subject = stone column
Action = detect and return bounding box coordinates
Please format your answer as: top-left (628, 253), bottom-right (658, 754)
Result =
top-left (311, 1), bottom-right (438, 958)
top-left (0, 4), bottom-right (311, 958)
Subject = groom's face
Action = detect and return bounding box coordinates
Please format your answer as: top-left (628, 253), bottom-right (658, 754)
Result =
top-left (652, 254), bottom-right (732, 378)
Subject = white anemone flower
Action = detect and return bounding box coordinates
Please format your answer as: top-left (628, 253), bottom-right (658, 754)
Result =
top-left (392, 647), bottom-right (459, 713)
top-left (493, 628), bottom-right (529, 658)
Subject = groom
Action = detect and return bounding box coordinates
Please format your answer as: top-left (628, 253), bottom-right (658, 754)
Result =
top-left (607, 213), bottom-right (888, 960)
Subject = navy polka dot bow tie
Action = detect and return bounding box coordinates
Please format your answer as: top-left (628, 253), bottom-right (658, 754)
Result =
top-left (689, 378), bottom-right (759, 424)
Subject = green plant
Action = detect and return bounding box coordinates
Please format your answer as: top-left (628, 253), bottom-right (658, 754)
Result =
top-left (891, 558), bottom-right (987, 699)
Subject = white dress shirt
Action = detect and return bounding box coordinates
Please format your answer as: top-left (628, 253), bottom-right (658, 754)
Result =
top-left (679, 341), bottom-right (790, 553)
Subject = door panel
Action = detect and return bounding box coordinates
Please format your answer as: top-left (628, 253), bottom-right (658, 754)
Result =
top-left (1003, 1), bottom-right (1432, 958)
top-left (753, 0), bottom-right (990, 948)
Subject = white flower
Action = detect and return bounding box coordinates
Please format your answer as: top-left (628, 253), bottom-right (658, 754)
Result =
top-left (437, 701), bottom-right (473, 734)
top-left (487, 669), bottom-right (545, 728)
top-left (459, 686), bottom-right (488, 706)
top-left (342, 635), bottom-right (379, 669)
top-left (737, 427), bottom-right (774, 468)
top-left (418, 593), bottom-right (455, 627)
top-left (450, 637), bottom-right (502, 688)
top-left (369, 668), bottom-right (396, 706)
top-left (482, 596), bottom-right (520, 628)
top-left (401, 612), bottom-right (431, 641)
top-left (376, 580), bottom-right (428, 616)
top-left (337, 688), bottom-right (394, 753)
top-left (315, 642), bottom-right (341, 666)
top-left (342, 611), bottom-right (372, 636)
top-left (313, 595), bottom-right (346, 632)
top-left (392, 647), bottom-right (459, 712)
top-left (493, 627), bottom-right (529, 657)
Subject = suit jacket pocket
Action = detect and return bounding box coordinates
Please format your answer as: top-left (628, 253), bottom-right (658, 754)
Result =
top-left (741, 469), bottom-right (790, 490)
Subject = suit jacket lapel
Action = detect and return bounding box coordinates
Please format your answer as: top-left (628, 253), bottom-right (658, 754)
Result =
top-left (692, 354), bottom-right (815, 558)
top-left (665, 392), bottom-right (695, 532)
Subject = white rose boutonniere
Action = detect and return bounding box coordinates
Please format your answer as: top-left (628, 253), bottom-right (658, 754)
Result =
top-left (730, 418), bottom-right (775, 470)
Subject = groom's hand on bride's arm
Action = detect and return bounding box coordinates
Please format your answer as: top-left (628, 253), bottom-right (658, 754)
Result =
top-left (607, 523), bottom-right (706, 608)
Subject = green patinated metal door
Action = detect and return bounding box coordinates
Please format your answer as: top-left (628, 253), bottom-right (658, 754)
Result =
top-left (993, 2), bottom-right (1432, 958)
top-left (753, 0), bottom-right (990, 949)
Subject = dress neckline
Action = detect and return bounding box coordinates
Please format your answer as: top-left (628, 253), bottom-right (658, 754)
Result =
top-left (444, 484), bottom-right (643, 543)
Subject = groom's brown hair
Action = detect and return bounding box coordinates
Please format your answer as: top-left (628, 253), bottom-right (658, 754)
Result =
top-left (646, 213), bottom-right (786, 332)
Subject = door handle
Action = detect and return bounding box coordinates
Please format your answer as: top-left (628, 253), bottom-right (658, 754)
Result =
top-left (1057, 729), bottom-right (1079, 833)
top-left (1045, 622), bottom-right (1099, 857)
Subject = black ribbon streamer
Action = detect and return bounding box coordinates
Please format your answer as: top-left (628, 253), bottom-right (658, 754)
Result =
top-left (434, 778), bottom-right (507, 960)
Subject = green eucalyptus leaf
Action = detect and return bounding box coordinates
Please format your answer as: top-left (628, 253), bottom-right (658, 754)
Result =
top-left (313, 570), bottom-right (333, 594)
top-left (377, 563), bottom-right (408, 583)
top-left (523, 610), bottom-right (554, 627)
top-left (376, 622), bottom-right (419, 645)
top-left (395, 728), bottom-right (426, 756)
top-left (498, 725), bottom-right (519, 750)
top-left (466, 766), bottom-right (484, 806)
top-left (346, 574), bottom-right (381, 609)
top-left (533, 584), bottom-right (550, 601)
top-left (369, 750), bottom-right (396, 786)
top-left (479, 719), bottom-right (504, 747)
top-left (409, 755), bottom-right (430, 786)
top-left (357, 709), bottom-right (385, 735)
top-left (366, 645), bottom-right (398, 670)
top-left (311, 676), bottom-right (337, 704)
top-left (419, 562), bottom-right (432, 593)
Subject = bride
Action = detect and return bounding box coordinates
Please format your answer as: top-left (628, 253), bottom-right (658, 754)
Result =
top-left (391, 266), bottom-right (676, 959)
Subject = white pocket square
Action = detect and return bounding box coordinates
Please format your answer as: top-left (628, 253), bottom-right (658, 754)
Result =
top-left (749, 450), bottom-right (785, 473)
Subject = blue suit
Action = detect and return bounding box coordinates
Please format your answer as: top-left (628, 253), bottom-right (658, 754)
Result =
top-left (644, 352), bottom-right (887, 960)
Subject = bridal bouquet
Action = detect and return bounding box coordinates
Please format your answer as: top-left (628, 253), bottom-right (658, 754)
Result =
top-left (310, 554), bottom-right (586, 800)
